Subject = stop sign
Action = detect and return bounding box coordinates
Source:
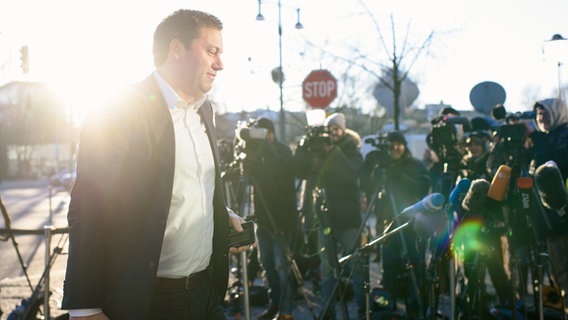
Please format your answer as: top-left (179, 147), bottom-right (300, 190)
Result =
top-left (302, 69), bottom-right (337, 108)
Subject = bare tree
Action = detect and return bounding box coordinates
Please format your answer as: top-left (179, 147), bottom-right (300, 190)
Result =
top-left (306, 0), bottom-right (435, 131)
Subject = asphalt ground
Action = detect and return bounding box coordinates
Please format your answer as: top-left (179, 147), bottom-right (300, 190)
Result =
top-left (1, 180), bottom-right (566, 319)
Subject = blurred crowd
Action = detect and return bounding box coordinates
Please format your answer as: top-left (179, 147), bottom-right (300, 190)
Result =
top-left (221, 97), bottom-right (568, 320)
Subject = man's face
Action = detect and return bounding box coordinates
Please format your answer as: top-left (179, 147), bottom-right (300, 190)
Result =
top-left (329, 124), bottom-right (344, 143)
top-left (536, 107), bottom-right (551, 132)
top-left (179, 27), bottom-right (224, 100)
top-left (390, 142), bottom-right (405, 160)
top-left (467, 140), bottom-right (484, 157)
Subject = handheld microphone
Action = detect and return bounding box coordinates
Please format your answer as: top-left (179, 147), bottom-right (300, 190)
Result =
top-left (403, 193), bottom-right (446, 237)
top-left (400, 193), bottom-right (445, 216)
top-left (534, 161), bottom-right (568, 216)
top-left (461, 179), bottom-right (490, 214)
top-left (449, 178), bottom-right (472, 209)
top-left (517, 177), bottom-right (534, 210)
top-left (488, 165), bottom-right (512, 202)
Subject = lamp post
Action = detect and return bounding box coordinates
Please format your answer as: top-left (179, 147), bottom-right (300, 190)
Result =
top-left (543, 33), bottom-right (568, 100)
top-left (256, 0), bottom-right (303, 142)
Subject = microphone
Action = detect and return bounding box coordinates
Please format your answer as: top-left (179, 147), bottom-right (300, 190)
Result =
top-left (517, 177), bottom-right (534, 212)
top-left (400, 193), bottom-right (445, 216)
top-left (449, 178), bottom-right (472, 209)
top-left (461, 179), bottom-right (491, 214)
top-left (402, 193), bottom-right (446, 237)
top-left (534, 161), bottom-right (568, 216)
top-left (461, 166), bottom-right (511, 217)
top-left (487, 164), bottom-right (512, 202)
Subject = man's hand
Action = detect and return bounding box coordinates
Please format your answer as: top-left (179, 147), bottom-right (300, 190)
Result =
top-left (227, 209), bottom-right (256, 253)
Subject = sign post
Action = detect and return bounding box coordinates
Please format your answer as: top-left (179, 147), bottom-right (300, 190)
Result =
top-left (302, 69), bottom-right (337, 108)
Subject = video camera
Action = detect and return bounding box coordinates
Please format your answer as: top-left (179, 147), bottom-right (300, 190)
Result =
top-left (297, 125), bottom-right (332, 156)
top-left (489, 104), bottom-right (532, 167)
top-left (363, 134), bottom-right (392, 168)
top-left (427, 115), bottom-right (471, 169)
top-left (491, 104), bottom-right (535, 123)
top-left (234, 119), bottom-right (269, 162)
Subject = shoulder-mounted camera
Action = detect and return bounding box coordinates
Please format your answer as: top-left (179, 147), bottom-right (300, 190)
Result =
top-left (363, 135), bottom-right (392, 168)
top-left (234, 120), bottom-right (269, 162)
top-left (298, 125), bottom-right (332, 155)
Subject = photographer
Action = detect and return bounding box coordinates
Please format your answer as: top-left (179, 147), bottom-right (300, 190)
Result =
top-left (294, 112), bottom-right (366, 319)
top-left (529, 98), bottom-right (568, 311)
top-left (426, 113), bottom-right (469, 197)
top-left (364, 131), bottom-right (430, 320)
top-left (241, 117), bottom-right (299, 320)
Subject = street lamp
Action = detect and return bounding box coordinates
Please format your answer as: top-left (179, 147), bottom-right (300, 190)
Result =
top-left (256, 0), bottom-right (303, 142)
top-left (543, 33), bottom-right (568, 100)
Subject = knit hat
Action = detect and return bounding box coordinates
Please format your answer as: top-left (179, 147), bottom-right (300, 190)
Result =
top-left (440, 107), bottom-right (460, 116)
top-left (324, 113), bottom-right (346, 130)
top-left (387, 131), bottom-right (407, 146)
top-left (254, 117), bottom-right (275, 133)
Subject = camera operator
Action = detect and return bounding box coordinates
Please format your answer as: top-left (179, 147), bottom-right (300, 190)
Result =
top-left (425, 111), bottom-right (469, 197)
top-left (529, 98), bottom-right (568, 311)
top-left (458, 133), bottom-right (514, 315)
top-left (363, 131), bottom-right (430, 320)
top-left (293, 112), bottom-right (366, 319)
top-left (240, 117), bottom-right (299, 320)
top-left (459, 130), bottom-right (493, 181)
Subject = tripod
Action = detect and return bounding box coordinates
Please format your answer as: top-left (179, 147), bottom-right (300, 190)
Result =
top-left (426, 155), bottom-right (460, 320)
top-left (223, 160), bottom-right (317, 319)
top-left (1, 193), bottom-right (69, 320)
top-left (312, 182), bottom-right (354, 320)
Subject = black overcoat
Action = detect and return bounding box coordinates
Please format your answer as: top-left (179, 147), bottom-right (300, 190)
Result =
top-left (62, 75), bottom-right (230, 319)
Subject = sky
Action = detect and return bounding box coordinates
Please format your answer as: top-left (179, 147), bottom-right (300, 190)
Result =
top-left (1, 0), bottom-right (567, 117)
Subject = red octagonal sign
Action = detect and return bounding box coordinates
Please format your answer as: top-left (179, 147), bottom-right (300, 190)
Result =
top-left (302, 69), bottom-right (337, 108)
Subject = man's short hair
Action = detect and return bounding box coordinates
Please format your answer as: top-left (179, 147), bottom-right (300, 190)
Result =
top-left (153, 9), bottom-right (223, 67)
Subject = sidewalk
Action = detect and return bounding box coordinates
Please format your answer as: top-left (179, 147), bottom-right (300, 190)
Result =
top-left (0, 178), bottom-right (49, 191)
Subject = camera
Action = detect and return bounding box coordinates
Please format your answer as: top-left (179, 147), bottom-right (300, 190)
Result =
top-left (488, 123), bottom-right (531, 169)
top-left (427, 115), bottom-right (471, 172)
top-left (363, 135), bottom-right (392, 168)
top-left (234, 120), bottom-right (269, 162)
top-left (297, 125), bottom-right (332, 156)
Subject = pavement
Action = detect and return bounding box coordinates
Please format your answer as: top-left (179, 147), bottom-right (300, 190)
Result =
top-left (1, 179), bottom-right (566, 320)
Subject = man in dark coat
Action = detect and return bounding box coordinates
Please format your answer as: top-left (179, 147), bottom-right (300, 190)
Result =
top-left (364, 131), bottom-right (431, 320)
top-left (530, 98), bottom-right (568, 312)
top-left (244, 117), bottom-right (299, 320)
top-left (294, 112), bottom-right (366, 319)
top-left (62, 9), bottom-right (249, 320)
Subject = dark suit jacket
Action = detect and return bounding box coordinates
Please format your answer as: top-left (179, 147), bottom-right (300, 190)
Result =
top-left (62, 75), bottom-right (230, 319)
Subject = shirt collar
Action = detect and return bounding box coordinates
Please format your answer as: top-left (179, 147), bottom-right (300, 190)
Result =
top-left (153, 71), bottom-right (206, 110)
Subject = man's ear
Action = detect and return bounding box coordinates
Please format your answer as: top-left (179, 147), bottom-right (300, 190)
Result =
top-left (169, 39), bottom-right (185, 60)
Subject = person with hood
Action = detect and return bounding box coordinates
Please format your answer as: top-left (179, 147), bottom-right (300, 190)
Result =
top-left (364, 131), bottom-right (430, 320)
top-left (294, 112), bottom-right (366, 319)
top-left (530, 98), bottom-right (568, 178)
top-left (529, 98), bottom-right (568, 312)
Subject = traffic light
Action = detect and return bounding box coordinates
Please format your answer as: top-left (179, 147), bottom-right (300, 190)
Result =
top-left (20, 45), bottom-right (29, 73)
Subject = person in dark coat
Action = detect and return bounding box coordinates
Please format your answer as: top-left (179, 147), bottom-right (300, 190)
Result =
top-left (529, 98), bottom-right (568, 313)
top-left (62, 9), bottom-right (250, 320)
top-left (245, 117), bottom-right (299, 320)
top-left (294, 112), bottom-right (366, 319)
top-left (364, 131), bottom-right (430, 320)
